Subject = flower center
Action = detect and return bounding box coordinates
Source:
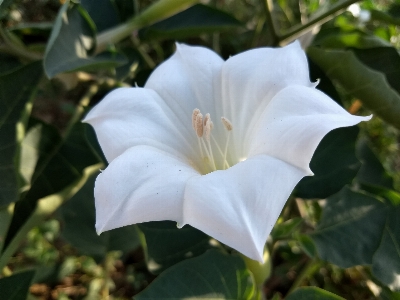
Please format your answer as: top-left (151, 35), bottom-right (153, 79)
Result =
top-left (192, 108), bottom-right (233, 173)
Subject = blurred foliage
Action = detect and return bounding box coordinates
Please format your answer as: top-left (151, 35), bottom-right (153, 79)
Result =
top-left (0, 0), bottom-right (399, 299)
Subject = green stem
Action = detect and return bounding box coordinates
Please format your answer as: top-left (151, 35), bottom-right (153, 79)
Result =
top-left (95, 0), bottom-right (198, 54)
top-left (287, 259), bottom-right (321, 294)
top-left (262, 0), bottom-right (279, 46)
top-left (278, 0), bottom-right (360, 46)
top-left (0, 27), bottom-right (42, 61)
top-left (0, 163), bottom-right (102, 272)
top-left (64, 83), bottom-right (99, 137)
top-left (0, 203), bottom-right (15, 254)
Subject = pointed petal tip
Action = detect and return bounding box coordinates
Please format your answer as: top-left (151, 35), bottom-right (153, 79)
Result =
top-left (95, 223), bottom-right (104, 235)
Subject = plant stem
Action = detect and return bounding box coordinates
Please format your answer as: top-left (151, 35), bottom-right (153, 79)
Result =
top-left (95, 0), bottom-right (198, 54)
top-left (0, 203), bottom-right (15, 254)
top-left (262, 0), bottom-right (279, 46)
top-left (0, 163), bottom-right (102, 272)
top-left (278, 0), bottom-right (360, 46)
top-left (0, 27), bottom-right (42, 61)
top-left (287, 259), bottom-right (321, 294)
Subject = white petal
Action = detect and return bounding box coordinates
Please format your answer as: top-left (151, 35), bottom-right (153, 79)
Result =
top-left (94, 145), bottom-right (199, 234)
top-left (216, 41), bottom-right (314, 160)
top-left (145, 43), bottom-right (224, 121)
top-left (247, 85), bottom-right (372, 173)
top-left (83, 87), bottom-right (195, 163)
top-left (183, 155), bottom-right (307, 262)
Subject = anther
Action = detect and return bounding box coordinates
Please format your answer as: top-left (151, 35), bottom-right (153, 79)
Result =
top-left (204, 118), bottom-right (212, 141)
top-left (195, 113), bottom-right (203, 137)
top-left (192, 108), bottom-right (200, 129)
top-left (221, 117), bottom-right (233, 131)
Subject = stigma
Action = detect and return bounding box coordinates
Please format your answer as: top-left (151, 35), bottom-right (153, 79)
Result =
top-left (192, 108), bottom-right (233, 173)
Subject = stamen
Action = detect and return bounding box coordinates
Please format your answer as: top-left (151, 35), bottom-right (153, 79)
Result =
top-left (221, 117), bottom-right (233, 131)
top-left (221, 116), bottom-right (233, 170)
top-left (192, 108), bottom-right (200, 130)
top-left (195, 113), bottom-right (203, 137)
top-left (203, 117), bottom-right (217, 170)
top-left (203, 114), bottom-right (211, 142)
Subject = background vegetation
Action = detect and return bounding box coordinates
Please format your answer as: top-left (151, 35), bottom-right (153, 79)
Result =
top-left (0, 0), bottom-right (399, 299)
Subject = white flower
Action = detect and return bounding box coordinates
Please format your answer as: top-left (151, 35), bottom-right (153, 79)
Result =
top-left (83, 42), bottom-right (371, 262)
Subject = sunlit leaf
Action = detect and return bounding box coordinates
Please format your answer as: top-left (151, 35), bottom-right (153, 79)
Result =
top-left (5, 122), bottom-right (99, 248)
top-left (43, 1), bottom-right (127, 78)
top-left (0, 61), bottom-right (42, 206)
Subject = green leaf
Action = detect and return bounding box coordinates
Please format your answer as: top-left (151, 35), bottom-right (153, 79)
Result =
top-left (352, 47), bottom-right (400, 95)
top-left (296, 234), bottom-right (317, 258)
top-left (372, 206), bottom-right (400, 291)
top-left (43, 2), bottom-right (126, 78)
top-left (134, 250), bottom-right (256, 300)
top-left (0, 61), bottom-right (42, 206)
top-left (295, 127), bottom-right (360, 199)
top-left (138, 221), bottom-right (212, 274)
top-left (311, 187), bottom-right (388, 267)
top-left (356, 139), bottom-right (394, 189)
top-left (5, 122), bottom-right (99, 248)
top-left (311, 187), bottom-right (400, 289)
top-left (139, 4), bottom-right (242, 40)
top-left (286, 287), bottom-right (345, 300)
top-left (308, 47), bottom-right (400, 130)
top-left (58, 173), bottom-right (140, 261)
top-left (271, 217), bottom-right (303, 240)
top-left (0, 53), bottom-right (21, 75)
top-left (0, 270), bottom-right (35, 300)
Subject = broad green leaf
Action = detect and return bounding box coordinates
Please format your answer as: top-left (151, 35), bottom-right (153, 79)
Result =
top-left (308, 47), bottom-right (400, 129)
top-left (58, 173), bottom-right (140, 261)
top-left (138, 221), bottom-right (213, 274)
top-left (43, 2), bottom-right (126, 78)
top-left (0, 53), bottom-right (21, 75)
top-left (356, 139), bottom-right (394, 189)
top-left (139, 4), bottom-right (242, 40)
top-left (308, 58), bottom-right (341, 105)
top-left (4, 122), bottom-right (100, 248)
top-left (0, 270), bottom-right (35, 300)
top-left (312, 187), bottom-right (400, 289)
top-left (134, 250), bottom-right (256, 300)
top-left (286, 287), bottom-right (345, 300)
top-left (353, 47), bottom-right (400, 95)
top-left (372, 206), bottom-right (400, 291)
top-left (311, 187), bottom-right (388, 267)
top-left (295, 127), bottom-right (360, 199)
top-left (0, 61), bottom-right (42, 206)
top-left (81, 0), bottom-right (119, 32)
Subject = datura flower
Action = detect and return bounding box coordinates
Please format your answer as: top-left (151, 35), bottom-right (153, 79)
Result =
top-left (83, 41), bottom-right (371, 262)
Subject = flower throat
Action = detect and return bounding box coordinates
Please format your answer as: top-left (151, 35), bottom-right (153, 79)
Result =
top-left (192, 108), bottom-right (233, 173)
